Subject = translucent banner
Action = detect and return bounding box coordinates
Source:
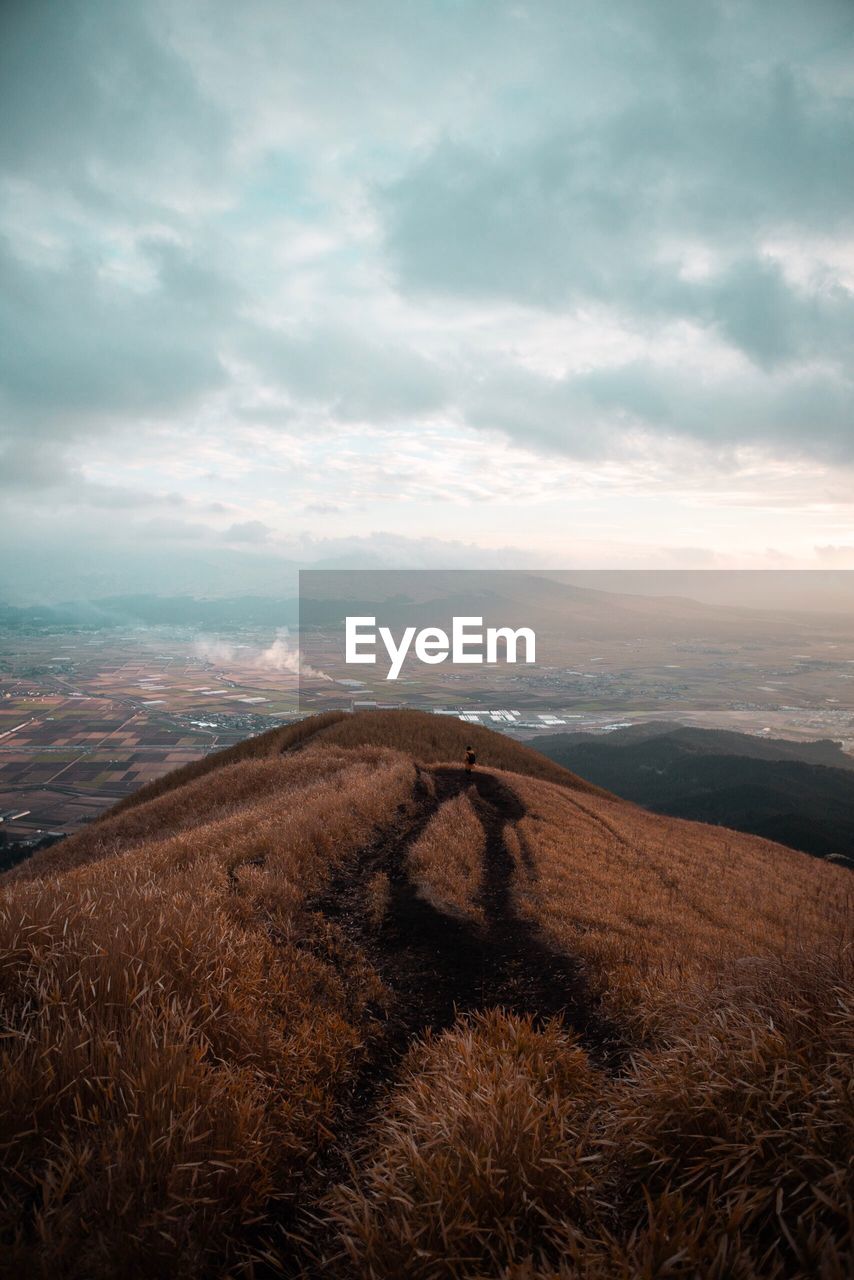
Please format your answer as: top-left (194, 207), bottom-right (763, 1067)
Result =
top-left (298, 569), bottom-right (854, 744)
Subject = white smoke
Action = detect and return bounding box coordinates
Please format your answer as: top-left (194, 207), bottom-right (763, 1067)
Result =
top-left (193, 636), bottom-right (237, 664)
top-left (194, 629), bottom-right (331, 681)
top-left (256, 627), bottom-right (332, 680)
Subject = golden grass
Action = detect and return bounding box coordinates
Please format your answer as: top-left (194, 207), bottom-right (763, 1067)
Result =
top-left (1, 714), bottom-right (851, 1277)
top-left (311, 708), bottom-right (608, 794)
top-left (103, 710), bottom-right (348, 818)
top-left (326, 958), bottom-right (853, 1279)
top-left (7, 746), bottom-right (370, 883)
top-left (0, 746), bottom-right (415, 1277)
top-left (99, 707), bottom-right (599, 827)
top-left (407, 791), bottom-right (486, 924)
top-left (364, 871), bottom-right (392, 927)
top-left (325, 1010), bottom-right (599, 1277)
top-left (598, 955), bottom-right (854, 1279)
top-left (506, 771), bottom-right (852, 1031)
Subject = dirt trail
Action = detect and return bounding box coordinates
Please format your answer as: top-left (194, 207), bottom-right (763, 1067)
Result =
top-left (384, 767), bottom-right (613, 1038)
top-left (316, 765), bottom-right (617, 1055)
top-left (275, 767), bottom-right (623, 1271)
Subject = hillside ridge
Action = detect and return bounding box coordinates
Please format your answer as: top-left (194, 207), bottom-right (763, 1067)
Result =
top-left (533, 723), bottom-right (854, 863)
top-left (2, 711), bottom-right (850, 1278)
top-left (96, 707), bottom-right (609, 820)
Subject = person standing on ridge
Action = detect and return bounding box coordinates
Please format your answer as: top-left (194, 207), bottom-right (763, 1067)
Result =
top-left (464, 745), bottom-right (477, 774)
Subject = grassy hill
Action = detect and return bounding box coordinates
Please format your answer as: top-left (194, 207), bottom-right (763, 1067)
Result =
top-left (96, 707), bottom-right (605, 829)
top-left (1, 711), bottom-right (851, 1278)
top-left (533, 723), bottom-right (854, 863)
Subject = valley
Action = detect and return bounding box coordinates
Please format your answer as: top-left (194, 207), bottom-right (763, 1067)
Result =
top-left (2, 575), bottom-right (852, 852)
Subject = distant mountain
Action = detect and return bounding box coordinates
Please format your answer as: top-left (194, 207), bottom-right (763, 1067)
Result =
top-left (5, 570), bottom-right (853, 644)
top-left (300, 568), bottom-right (849, 642)
top-left (0, 594), bottom-right (301, 630)
top-left (537, 721), bottom-right (854, 769)
top-left (532, 723), bottom-right (854, 863)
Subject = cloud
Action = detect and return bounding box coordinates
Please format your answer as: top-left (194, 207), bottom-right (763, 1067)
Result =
top-left (137, 517), bottom-right (208, 540)
top-left (0, 0), bottom-right (228, 205)
top-left (243, 322), bottom-right (448, 423)
top-left (0, 439), bottom-right (69, 488)
top-left (1, 0), bottom-right (853, 579)
top-left (382, 82), bottom-right (854, 370)
top-left (814, 544), bottom-right (854, 566)
top-left (463, 359), bottom-right (854, 461)
top-left (0, 440), bottom-right (213, 510)
top-left (303, 502), bottom-right (342, 515)
top-left (291, 531), bottom-right (543, 571)
top-left (224, 519), bottom-right (271, 543)
top-left (0, 235), bottom-right (233, 436)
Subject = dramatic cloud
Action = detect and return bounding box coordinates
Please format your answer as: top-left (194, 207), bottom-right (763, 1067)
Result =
top-left (1, 0), bottom-right (852, 590)
top-left (0, 235), bottom-right (233, 432)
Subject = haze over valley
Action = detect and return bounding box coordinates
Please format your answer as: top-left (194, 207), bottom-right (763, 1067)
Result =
top-left (2, 575), bottom-right (852, 858)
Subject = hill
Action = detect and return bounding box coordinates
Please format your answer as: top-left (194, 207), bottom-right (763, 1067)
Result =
top-left (94, 707), bottom-right (606, 825)
top-left (1, 711), bottom-right (851, 1279)
top-left (532, 723), bottom-right (854, 863)
top-left (533, 720), bottom-right (854, 768)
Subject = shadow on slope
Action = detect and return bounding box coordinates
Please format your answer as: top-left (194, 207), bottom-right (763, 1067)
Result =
top-left (283, 765), bottom-right (622, 1270)
top-left (319, 765), bottom-right (616, 1051)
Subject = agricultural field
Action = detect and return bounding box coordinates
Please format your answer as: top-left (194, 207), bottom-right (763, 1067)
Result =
top-left (2, 575), bottom-right (853, 849)
top-left (0, 628), bottom-right (299, 844)
top-left (297, 574), bottom-right (854, 745)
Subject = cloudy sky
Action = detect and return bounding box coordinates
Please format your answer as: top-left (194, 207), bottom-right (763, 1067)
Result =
top-left (2, 0), bottom-right (853, 598)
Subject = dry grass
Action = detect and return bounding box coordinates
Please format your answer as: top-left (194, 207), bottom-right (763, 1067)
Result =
top-left (101, 707), bottom-right (600, 827)
top-left (407, 792), bottom-right (486, 924)
top-left (0, 746), bottom-right (415, 1277)
top-left (326, 958), bottom-right (853, 1279)
top-left (102, 710), bottom-right (348, 818)
top-left (506, 771), bottom-right (852, 1032)
top-left (325, 1010), bottom-right (599, 1278)
top-left (1, 713), bottom-right (851, 1278)
top-left (598, 955), bottom-right (854, 1279)
top-left (311, 709), bottom-right (607, 794)
top-left (364, 871), bottom-right (392, 927)
top-left (7, 746), bottom-right (369, 883)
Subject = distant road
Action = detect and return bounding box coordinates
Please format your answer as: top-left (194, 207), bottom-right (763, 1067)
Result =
top-left (0, 718), bottom-right (38, 742)
top-left (42, 712), bottom-right (141, 787)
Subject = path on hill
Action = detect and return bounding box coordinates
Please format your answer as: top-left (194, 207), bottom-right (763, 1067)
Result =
top-left (316, 765), bottom-right (618, 1058)
top-left (281, 766), bottom-right (623, 1270)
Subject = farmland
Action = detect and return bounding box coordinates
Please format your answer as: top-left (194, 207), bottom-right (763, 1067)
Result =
top-left (0, 628), bottom-right (299, 845)
top-left (2, 575), bottom-right (853, 849)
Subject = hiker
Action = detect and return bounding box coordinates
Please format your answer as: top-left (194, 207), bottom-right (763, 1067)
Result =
top-left (464, 745), bottom-right (477, 774)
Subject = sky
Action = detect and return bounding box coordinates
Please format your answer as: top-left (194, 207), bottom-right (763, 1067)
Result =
top-left (1, 0), bottom-right (853, 600)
